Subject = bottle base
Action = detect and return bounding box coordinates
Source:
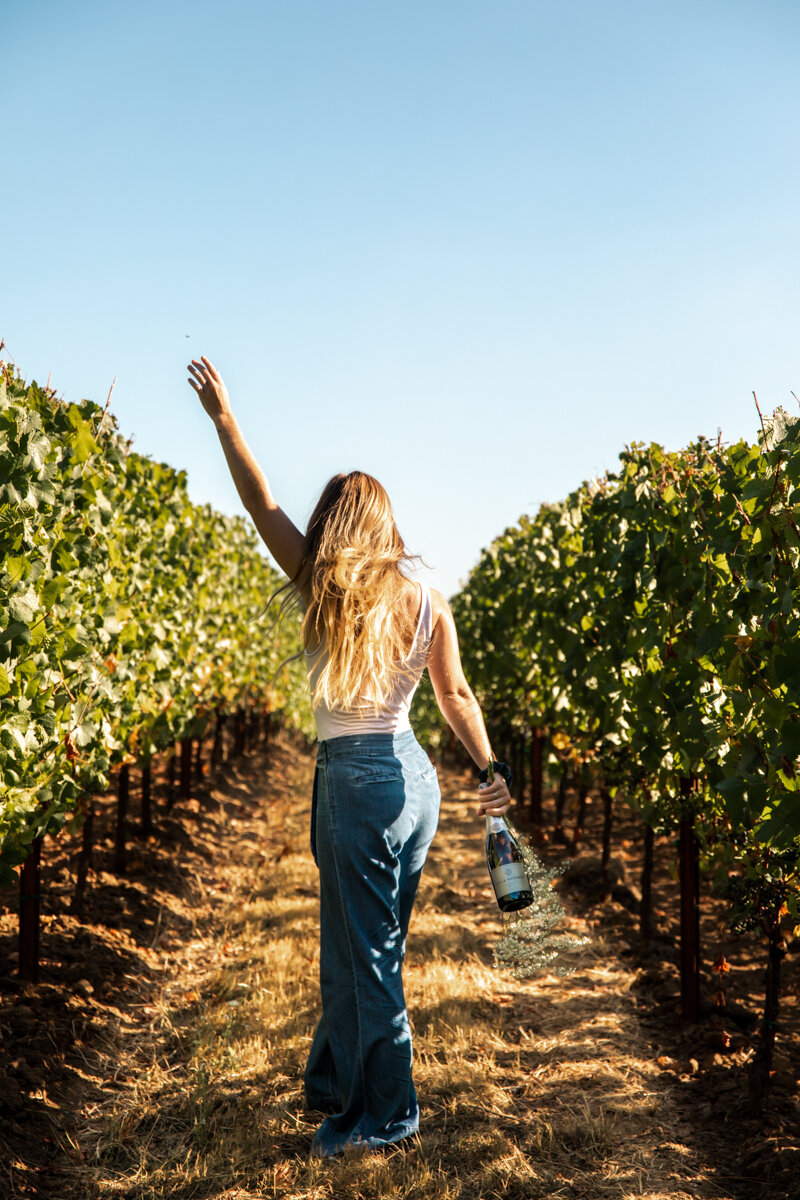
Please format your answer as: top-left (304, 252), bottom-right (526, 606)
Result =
top-left (498, 891), bottom-right (534, 912)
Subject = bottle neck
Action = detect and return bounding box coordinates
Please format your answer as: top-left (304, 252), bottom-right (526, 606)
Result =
top-left (485, 814), bottom-right (506, 834)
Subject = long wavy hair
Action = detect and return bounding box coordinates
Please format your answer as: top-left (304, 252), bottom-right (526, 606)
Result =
top-left (267, 471), bottom-right (425, 713)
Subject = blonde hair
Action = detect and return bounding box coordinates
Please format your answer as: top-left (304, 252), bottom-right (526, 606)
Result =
top-left (269, 472), bottom-right (425, 713)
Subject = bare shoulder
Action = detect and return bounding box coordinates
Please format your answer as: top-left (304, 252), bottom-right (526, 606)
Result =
top-left (428, 587), bottom-right (453, 632)
top-left (428, 586), bottom-right (449, 612)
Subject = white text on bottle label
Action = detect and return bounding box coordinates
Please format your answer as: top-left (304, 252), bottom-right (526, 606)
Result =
top-left (490, 862), bottom-right (529, 895)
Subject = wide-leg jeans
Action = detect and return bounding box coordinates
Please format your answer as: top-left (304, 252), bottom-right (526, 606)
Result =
top-left (303, 728), bottom-right (440, 1156)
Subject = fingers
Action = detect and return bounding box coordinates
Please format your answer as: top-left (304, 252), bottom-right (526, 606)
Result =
top-left (200, 355), bottom-right (220, 381)
top-left (476, 802), bottom-right (512, 817)
top-left (187, 360), bottom-right (209, 381)
top-left (477, 779), bottom-right (509, 800)
top-left (476, 778), bottom-right (512, 817)
top-left (187, 360), bottom-right (221, 401)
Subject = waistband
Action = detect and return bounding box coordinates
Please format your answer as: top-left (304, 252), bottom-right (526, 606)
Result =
top-left (316, 728), bottom-right (418, 762)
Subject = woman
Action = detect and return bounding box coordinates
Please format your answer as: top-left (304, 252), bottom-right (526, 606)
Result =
top-left (188, 356), bottom-right (513, 1156)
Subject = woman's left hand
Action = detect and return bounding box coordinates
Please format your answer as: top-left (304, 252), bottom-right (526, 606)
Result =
top-left (476, 777), bottom-right (512, 818)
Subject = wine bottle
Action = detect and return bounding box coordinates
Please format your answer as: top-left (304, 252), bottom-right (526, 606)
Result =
top-left (484, 761), bottom-right (534, 912)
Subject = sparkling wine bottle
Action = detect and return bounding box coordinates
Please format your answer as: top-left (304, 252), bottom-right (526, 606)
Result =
top-left (483, 761), bottom-right (534, 912)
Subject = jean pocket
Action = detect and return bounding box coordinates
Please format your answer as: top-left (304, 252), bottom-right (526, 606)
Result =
top-left (352, 767), bottom-right (405, 786)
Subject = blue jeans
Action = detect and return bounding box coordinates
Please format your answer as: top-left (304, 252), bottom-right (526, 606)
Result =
top-left (304, 728), bottom-right (440, 1157)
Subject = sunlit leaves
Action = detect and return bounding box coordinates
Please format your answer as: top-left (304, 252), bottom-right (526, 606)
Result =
top-left (428, 415), bottom-right (800, 932)
top-left (1, 365), bottom-right (312, 876)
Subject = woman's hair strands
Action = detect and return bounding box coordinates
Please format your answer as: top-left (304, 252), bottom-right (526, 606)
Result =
top-left (256, 471), bottom-right (427, 715)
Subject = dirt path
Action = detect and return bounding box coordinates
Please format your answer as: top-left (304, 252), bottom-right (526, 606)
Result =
top-left (1, 731), bottom-right (798, 1199)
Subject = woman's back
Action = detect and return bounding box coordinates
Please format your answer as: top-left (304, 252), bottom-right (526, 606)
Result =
top-left (305, 578), bottom-right (433, 740)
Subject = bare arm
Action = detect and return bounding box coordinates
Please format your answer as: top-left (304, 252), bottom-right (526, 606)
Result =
top-left (187, 357), bottom-right (306, 581)
top-left (426, 589), bottom-right (512, 817)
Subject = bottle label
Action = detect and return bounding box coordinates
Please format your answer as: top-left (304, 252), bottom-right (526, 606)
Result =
top-left (490, 861), bottom-right (529, 896)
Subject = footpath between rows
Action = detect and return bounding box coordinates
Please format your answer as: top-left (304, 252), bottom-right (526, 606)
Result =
top-left (0, 728), bottom-right (797, 1200)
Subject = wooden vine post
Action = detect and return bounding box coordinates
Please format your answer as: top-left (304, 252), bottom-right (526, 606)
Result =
top-left (19, 836), bottom-right (43, 982)
top-left (141, 760), bottom-right (153, 836)
top-left (553, 765), bottom-right (569, 844)
top-left (180, 737), bottom-right (193, 799)
top-left (640, 818), bottom-right (655, 952)
top-left (195, 732), bottom-right (205, 781)
top-left (241, 700), bottom-right (250, 753)
top-left (166, 741), bottom-right (178, 810)
top-left (678, 775), bottom-right (700, 1023)
top-left (600, 784), bottom-right (613, 891)
top-left (571, 771), bottom-right (590, 852)
top-left (528, 726), bottom-right (543, 829)
top-left (512, 736), bottom-right (525, 809)
top-left (748, 906), bottom-right (789, 1115)
top-left (233, 706), bottom-right (245, 757)
top-left (504, 736), bottom-right (516, 803)
top-left (71, 802), bottom-right (95, 917)
top-left (245, 700), bottom-right (257, 748)
top-left (114, 763), bottom-right (130, 873)
top-left (212, 707), bottom-right (226, 767)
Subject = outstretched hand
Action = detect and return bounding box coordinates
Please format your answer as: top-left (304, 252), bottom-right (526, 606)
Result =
top-left (476, 777), bottom-right (512, 818)
top-left (187, 356), bottom-right (232, 427)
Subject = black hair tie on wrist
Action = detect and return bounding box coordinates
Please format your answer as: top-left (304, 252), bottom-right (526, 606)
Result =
top-left (477, 760), bottom-right (513, 789)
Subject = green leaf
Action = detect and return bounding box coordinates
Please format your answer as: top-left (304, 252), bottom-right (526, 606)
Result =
top-left (66, 408), bottom-right (100, 463)
top-left (3, 556), bottom-right (26, 584)
top-left (779, 719), bottom-right (800, 760)
top-left (715, 777), bottom-right (748, 827)
top-left (8, 589), bottom-right (38, 624)
top-left (72, 721), bottom-right (98, 748)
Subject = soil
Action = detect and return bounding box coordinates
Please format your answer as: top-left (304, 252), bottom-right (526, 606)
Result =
top-left (0, 728), bottom-right (798, 1200)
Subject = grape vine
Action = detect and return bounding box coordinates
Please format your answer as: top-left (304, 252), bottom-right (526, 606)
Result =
top-left (412, 406), bottom-right (800, 1109)
top-left (0, 363), bottom-right (312, 885)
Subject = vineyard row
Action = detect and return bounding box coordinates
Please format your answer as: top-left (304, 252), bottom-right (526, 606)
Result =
top-left (410, 405), bottom-right (800, 1111)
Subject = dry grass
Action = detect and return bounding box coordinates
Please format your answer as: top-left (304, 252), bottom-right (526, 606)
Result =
top-left (59, 735), bottom-right (771, 1200)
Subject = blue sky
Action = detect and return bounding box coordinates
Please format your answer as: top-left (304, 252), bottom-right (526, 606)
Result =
top-left (4, 0), bottom-right (799, 596)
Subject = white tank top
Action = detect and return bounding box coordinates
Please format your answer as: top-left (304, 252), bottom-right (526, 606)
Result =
top-left (304, 581), bottom-right (433, 741)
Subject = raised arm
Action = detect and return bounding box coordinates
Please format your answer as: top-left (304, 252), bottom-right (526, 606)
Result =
top-left (187, 357), bottom-right (306, 581)
top-left (426, 588), bottom-right (512, 817)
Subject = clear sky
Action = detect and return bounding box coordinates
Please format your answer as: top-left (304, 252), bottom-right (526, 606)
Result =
top-left (4, 1), bottom-right (799, 597)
